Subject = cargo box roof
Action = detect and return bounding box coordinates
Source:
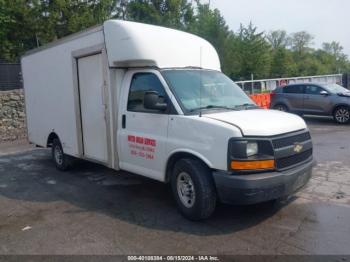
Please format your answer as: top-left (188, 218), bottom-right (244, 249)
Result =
top-left (22, 20), bottom-right (221, 71)
top-left (103, 20), bottom-right (221, 71)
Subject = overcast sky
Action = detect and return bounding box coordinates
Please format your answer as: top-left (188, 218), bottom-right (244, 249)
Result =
top-left (209, 0), bottom-right (350, 56)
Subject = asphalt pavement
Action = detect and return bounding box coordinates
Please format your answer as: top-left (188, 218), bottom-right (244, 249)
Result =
top-left (0, 116), bottom-right (349, 255)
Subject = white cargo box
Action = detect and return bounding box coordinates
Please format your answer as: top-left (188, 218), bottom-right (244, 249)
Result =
top-left (21, 20), bottom-right (220, 169)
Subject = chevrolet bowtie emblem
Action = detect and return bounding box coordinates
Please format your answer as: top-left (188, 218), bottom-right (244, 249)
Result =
top-left (293, 143), bottom-right (303, 153)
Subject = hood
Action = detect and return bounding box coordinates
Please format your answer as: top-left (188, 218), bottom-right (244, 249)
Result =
top-left (337, 92), bottom-right (350, 97)
top-left (204, 109), bottom-right (307, 136)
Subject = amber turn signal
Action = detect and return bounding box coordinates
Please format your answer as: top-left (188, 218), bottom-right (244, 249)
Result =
top-left (231, 159), bottom-right (275, 170)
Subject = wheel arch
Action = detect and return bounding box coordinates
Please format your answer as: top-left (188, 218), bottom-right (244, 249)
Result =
top-left (332, 103), bottom-right (350, 115)
top-left (164, 149), bottom-right (213, 183)
top-left (46, 132), bottom-right (59, 148)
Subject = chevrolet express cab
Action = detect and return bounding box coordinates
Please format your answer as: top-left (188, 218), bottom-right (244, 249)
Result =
top-left (22, 20), bottom-right (313, 220)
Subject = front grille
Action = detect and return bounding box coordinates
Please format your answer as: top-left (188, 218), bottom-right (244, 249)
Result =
top-left (272, 132), bottom-right (311, 149)
top-left (276, 149), bottom-right (312, 170)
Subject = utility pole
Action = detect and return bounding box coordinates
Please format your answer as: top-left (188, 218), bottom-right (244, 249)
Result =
top-left (251, 73), bottom-right (254, 94)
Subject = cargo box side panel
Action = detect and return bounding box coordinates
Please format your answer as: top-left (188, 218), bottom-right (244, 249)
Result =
top-left (22, 30), bottom-right (104, 156)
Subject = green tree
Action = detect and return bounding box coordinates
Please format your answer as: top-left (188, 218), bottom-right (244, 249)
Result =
top-left (297, 54), bottom-right (325, 76)
top-left (321, 41), bottom-right (349, 73)
top-left (266, 30), bottom-right (288, 50)
top-left (287, 31), bottom-right (318, 76)
top-left (0, 0), bottom-right (121, 61)
top-left (34, 0), bottom-right (120, 42)
top-left (289, 31), bottom-right (313, 55)
top-left (126, 0), bottom-right (194, 30)
top-left (0, 0), bottom-right (46, 62)
top-left (267, 30), bottom-right (297, 77)
top-left (1, 0), bottom-right (350, 79)
top-left (0, 0), bottom-right (15, 61)
top-left (270, 48), bottom-right (297, 77)
top-left (234, 22), bottom-right (271, 79)
top-left (188, 2), bottom-right (233, 76)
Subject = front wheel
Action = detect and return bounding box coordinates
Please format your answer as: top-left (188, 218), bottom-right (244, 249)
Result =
top-left (171, 158), bottom-right (217, 220)
top-left (333, 106), bottom-right (350, 124)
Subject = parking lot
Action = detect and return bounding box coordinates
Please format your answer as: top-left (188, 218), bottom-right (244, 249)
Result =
top-left (0, 116), bottom-right (349, 255)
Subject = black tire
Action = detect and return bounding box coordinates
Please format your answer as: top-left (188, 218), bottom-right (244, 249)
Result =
top-left (273, 104), bottom-right (288, 112)
top-left (52, 138), bottom-right (72, 171)
top-left (333, 106), bottom-right (350, 124)
top-left (171, 158), bottom-right (216, 220)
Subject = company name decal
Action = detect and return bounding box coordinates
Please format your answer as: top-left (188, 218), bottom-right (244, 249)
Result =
top-left (128, 135), bottom-right (156, 160)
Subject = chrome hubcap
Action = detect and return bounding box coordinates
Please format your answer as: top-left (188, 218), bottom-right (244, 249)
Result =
top-left (54, 145), bottom-right (63, 165)
top-left (335, 108), bottom-right (349, 123)
top-left (177, 172), bottom-right (196, 208)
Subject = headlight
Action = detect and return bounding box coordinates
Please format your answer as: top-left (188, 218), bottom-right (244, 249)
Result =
top-left (228, 139), bottom-right (275, 172)
top-left (246, 142), bottom-right (258, 157)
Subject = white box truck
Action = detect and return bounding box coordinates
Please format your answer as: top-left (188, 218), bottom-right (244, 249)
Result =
top-left (22, 20), bottom-right (313, 220)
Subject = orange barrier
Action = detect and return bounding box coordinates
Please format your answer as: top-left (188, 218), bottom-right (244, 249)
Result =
top-left (249, 93), bottom-right (271, 109)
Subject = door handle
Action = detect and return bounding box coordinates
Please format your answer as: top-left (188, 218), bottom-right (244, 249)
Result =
top-left (122, 114), bottom-right (126, 129)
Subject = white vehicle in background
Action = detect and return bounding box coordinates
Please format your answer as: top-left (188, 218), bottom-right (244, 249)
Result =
top-left (22, 20), bottom-right (313, 220)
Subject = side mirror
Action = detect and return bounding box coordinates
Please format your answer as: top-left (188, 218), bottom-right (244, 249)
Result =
top-left (144, 91), bottom-right (168, 111)
top-left (320, 90), bottom-right (329, 96)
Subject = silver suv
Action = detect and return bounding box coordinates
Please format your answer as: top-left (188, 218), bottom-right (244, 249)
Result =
top-left (270, 83), bottom-right (350, 124)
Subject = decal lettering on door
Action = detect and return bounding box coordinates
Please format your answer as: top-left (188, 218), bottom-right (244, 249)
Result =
top-left (128, 135), bottom-right (156, 160)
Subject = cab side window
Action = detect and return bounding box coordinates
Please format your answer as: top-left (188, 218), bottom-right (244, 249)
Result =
top-left (305, 85), bottom-right (324, 95)
top-left (283, 85), bottom-right (304, 94)
top-left (127, 73), bottom-right (168, 113)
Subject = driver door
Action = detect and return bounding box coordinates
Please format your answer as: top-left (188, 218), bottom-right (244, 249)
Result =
top-left (118, 70), bottom-right (172, 181)
top-left (303, 85), bottom-right (332, 114)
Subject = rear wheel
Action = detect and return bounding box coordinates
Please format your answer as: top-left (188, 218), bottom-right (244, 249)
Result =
top-left (273, 104), bottom-right (288, 112)
top-left (333, 106), bottom-right (350, 124)
top-left (171, 158), bottom-right (216, 220)
top-left (52, 138), bottom-right (72, 171)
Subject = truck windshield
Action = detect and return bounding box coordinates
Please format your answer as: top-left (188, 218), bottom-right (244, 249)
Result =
top-left (162, 69), bottom-right (255, 113)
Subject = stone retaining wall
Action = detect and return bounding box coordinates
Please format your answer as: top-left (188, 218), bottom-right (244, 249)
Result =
top-left (0, 89), bottom-right (27, 143)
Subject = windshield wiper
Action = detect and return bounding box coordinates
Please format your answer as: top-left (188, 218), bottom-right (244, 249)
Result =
top-left (190, 105), bottom-right (237, 112)
top-left (234, 103), bottom-right (259, 110)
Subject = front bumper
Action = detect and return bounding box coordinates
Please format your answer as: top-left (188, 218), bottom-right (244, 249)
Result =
top-left (212, 160), bottom-right (313, 205)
